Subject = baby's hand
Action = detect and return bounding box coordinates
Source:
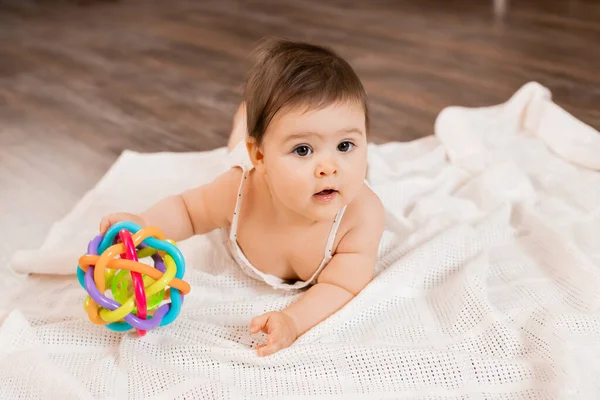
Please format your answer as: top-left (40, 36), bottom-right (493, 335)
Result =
top-left (250, 311), bottom-right (298, 357)
top-left (99, 212), bottom-right (146, 234)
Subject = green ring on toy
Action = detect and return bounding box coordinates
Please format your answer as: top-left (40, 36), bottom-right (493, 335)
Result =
top-left (111, 269), bottom-right (166, 313)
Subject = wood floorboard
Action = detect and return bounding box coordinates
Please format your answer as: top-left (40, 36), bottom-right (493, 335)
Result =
top-left (0, 0), bottom-right (598, 264)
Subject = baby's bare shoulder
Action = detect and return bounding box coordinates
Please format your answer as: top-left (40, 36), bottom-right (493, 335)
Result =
top-left (337, 183), bottom-right (385, 254)
top-left (183, 166), bottom-right (244, 229)
top-left (210, 167), bottom-right (245, 224)
top-left (211, 166), bottom-right (244, 191)
top-left (345, 183), bottom-right (385, 228)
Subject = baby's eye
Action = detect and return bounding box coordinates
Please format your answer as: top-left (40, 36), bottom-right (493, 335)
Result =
top-left (292, 145), bottom-right (312, 157)
top-left (337, 141), bottom-right (354, 152)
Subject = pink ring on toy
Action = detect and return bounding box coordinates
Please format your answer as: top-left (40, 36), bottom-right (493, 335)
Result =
top-left (118, 229), bottom-right (148, 336)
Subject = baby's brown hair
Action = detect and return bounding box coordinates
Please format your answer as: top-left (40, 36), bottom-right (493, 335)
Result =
top-left (244, 38), bottom-right (369, 146)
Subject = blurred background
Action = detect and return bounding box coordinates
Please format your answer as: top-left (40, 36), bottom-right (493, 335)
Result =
top-left (1, 0), bottom-right (599, 264)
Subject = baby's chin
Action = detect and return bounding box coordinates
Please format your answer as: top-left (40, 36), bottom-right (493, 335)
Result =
top-left (303, 200), bottom-right (348, 222)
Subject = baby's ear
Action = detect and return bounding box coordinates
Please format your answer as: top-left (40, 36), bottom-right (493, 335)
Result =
top-left (246, 137), bottom-right (265, 168)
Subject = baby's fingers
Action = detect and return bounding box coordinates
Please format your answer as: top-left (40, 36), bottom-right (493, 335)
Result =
top-left (99, 212), bottom-right (143, 234)
top-left (256, 337), bottom-right (284, 357)
top-left (256, 327), bottom-right (286, 357)
top-left (250, 312), bottom-right (273, 334)
top-left (99, 216), bottom-right (112, 234)
top-left (99, 214), bottom-right (124, 234)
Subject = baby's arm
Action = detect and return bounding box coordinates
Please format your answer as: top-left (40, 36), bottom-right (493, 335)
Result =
top-left (99, 168), bottom-right (241, 241)
top-left (250, 191), bottom-right (385, 356)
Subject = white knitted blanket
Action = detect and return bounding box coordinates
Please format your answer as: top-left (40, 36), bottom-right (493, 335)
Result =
top-left (2, 82), bottom-right (600, 399)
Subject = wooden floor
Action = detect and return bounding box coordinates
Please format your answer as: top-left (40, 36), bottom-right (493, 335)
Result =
top-left (1, 0), bottom-right (599, 263)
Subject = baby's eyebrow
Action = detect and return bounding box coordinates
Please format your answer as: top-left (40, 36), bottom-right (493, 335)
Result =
top-left (285, 128), bottom-right (363, 142)
top-left (285, 132), bottom-right (316, 142)
top-left (339, 128), bottom-right (364, 135)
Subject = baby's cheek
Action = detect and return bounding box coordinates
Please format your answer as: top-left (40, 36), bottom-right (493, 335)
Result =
top-left (274, 172), bottom-right (304, 198)
top-left (282, 166), bottom-right (308, 185)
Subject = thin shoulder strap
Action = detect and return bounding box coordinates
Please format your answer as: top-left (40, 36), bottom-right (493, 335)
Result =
top-left (229, 166), bottom-right (249, 241)
top-left (299, 206), bottom-right (348, 286)
top-left (324, 206), bottom-right (347, 258)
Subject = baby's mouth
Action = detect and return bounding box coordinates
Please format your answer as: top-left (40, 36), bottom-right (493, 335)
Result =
top-left (313, 189), bottom-right (338, 203)
top-left (315, 189), bottom-right (336, 195)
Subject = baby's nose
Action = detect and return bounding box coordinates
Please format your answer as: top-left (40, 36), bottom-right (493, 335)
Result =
top-left (315, 161), bottom-right (337, 177)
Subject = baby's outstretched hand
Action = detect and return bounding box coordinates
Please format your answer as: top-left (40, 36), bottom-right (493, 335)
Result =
top-left (99, 212), bottom-right (146, 234)
top-left (250, 311), bottom-right (298, 357)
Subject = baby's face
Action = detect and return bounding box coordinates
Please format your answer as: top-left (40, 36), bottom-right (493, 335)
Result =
top-left (258, 101), bottom-right (368, 222)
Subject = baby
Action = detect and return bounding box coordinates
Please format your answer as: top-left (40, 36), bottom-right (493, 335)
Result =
top-left (99, 38), bottom-right (385, 356)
